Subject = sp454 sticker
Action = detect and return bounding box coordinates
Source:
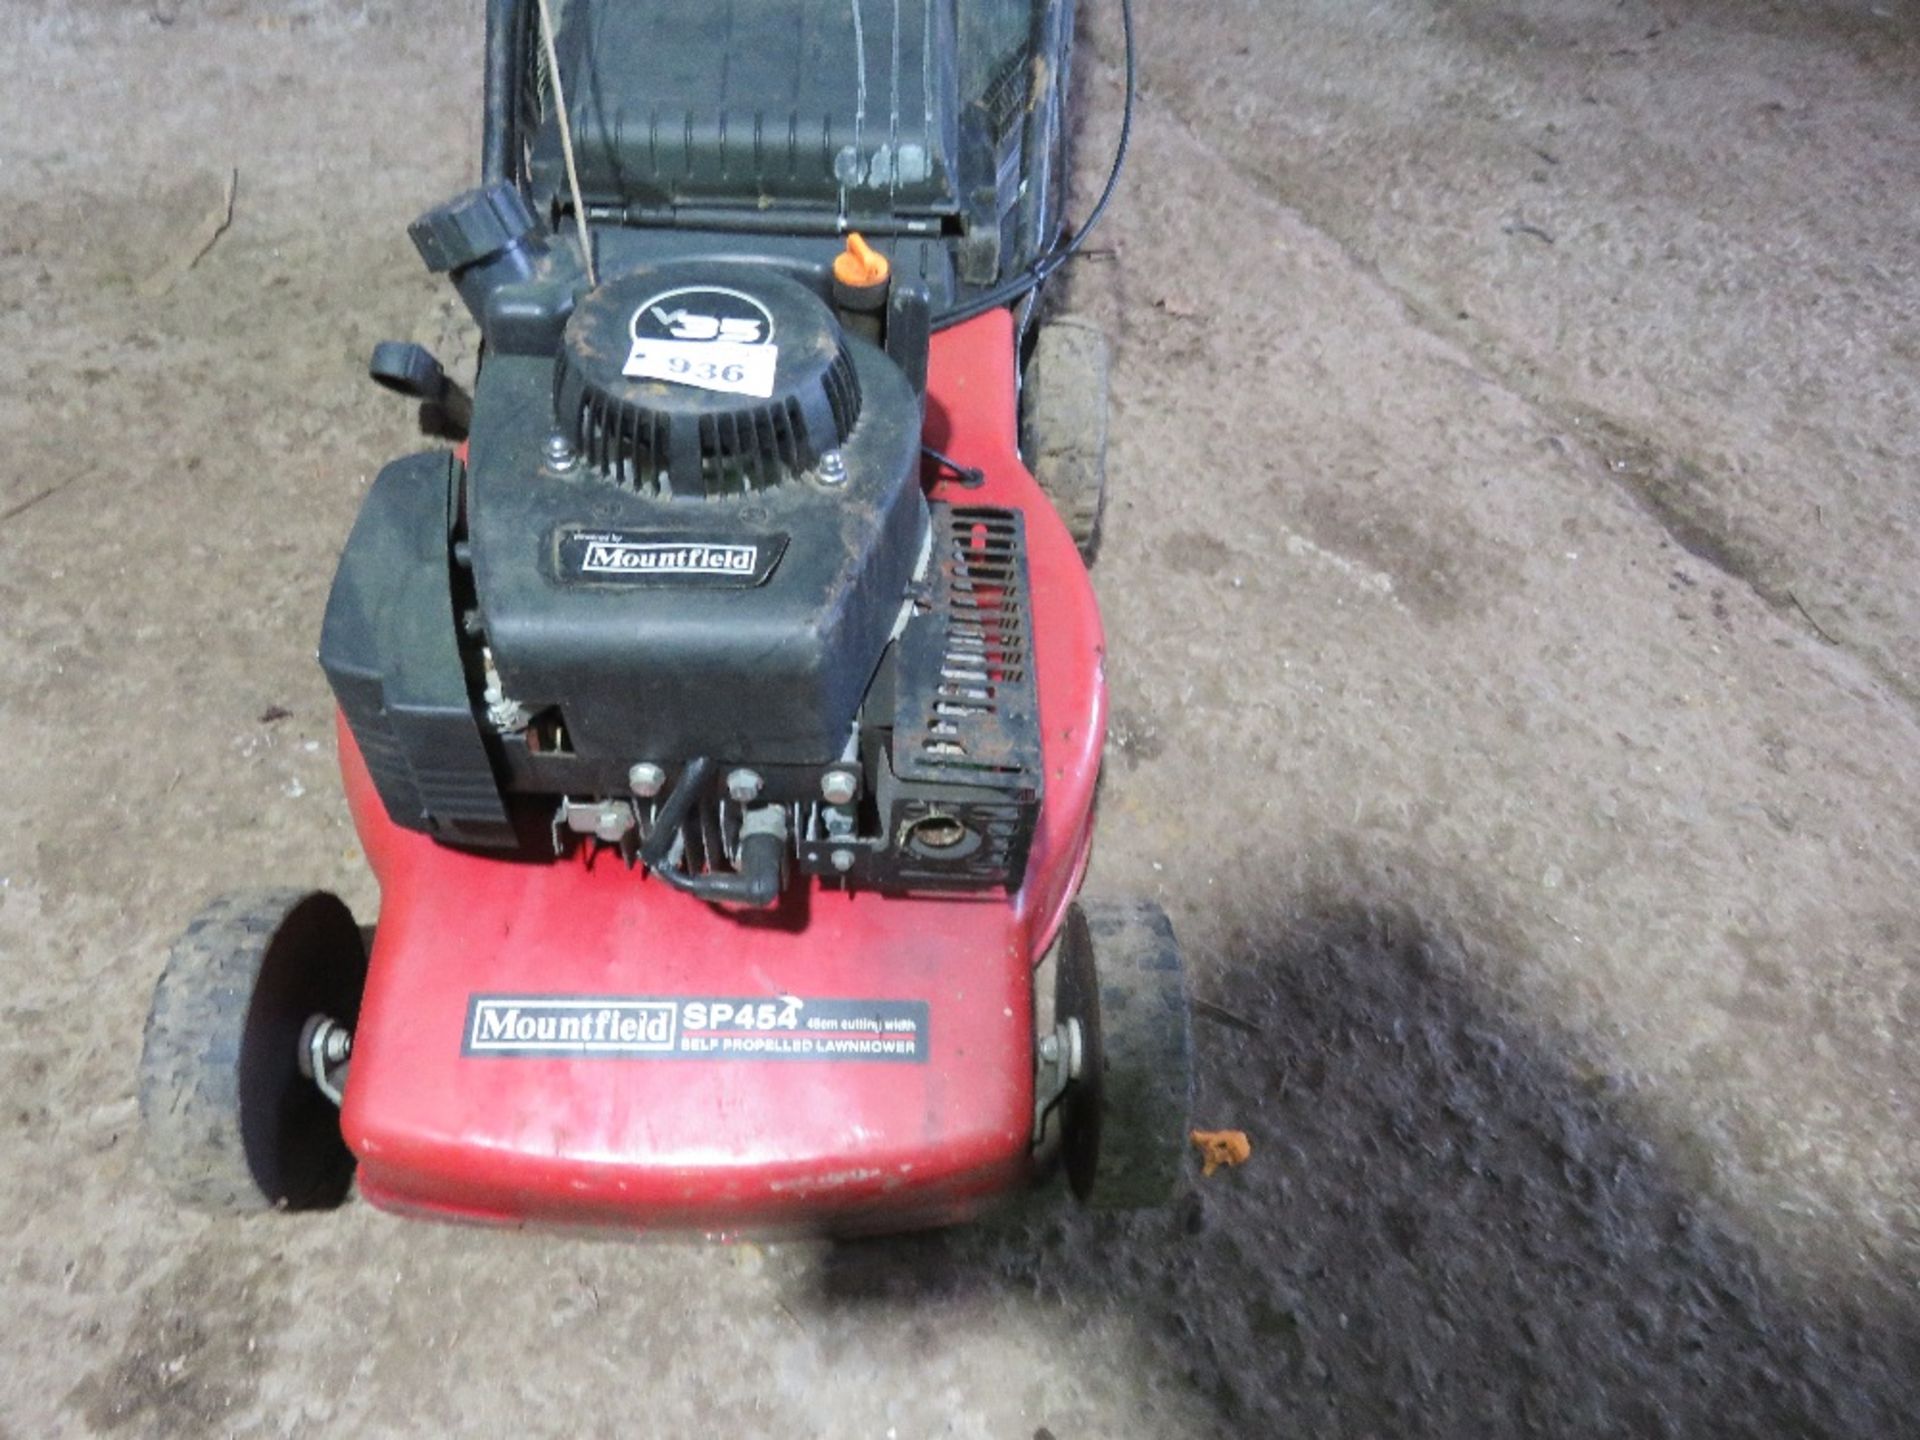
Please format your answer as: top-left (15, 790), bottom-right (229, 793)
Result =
top-left (463, 995), bottom-right (928, 1063)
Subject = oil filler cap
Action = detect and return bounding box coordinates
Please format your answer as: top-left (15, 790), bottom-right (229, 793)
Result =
top-left (554, 264), bottom-right (862, 498)
top-left (409, 183), bottom-right (538, 275)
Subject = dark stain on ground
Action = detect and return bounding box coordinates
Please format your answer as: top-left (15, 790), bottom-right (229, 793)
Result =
top-left (812, 895), bottom-right (1920, 1438)
top-left (1549, 401), bottom-right (1919, 711)
top-left (1286, 488), bottom-right (1516, 624)
top-left (64, 1237), bottom-right (286, 1437)
top-left (1158, 528), bottom-right (1237, 580)
top-left (1581, 410), bottom-right (1771, 592)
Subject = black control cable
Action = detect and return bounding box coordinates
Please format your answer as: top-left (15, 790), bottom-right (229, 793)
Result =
top-left (932, 0), bottom-right (1136, 329)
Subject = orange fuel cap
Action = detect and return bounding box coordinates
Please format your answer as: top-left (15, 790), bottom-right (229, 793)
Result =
top-left (833, 232), bottom-right (890, 289)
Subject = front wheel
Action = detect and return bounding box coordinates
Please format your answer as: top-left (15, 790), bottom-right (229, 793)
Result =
top-left (139, 889), bottom-right (368, 1214)
top-left (1054, 898), bottom-right (1194, 1208)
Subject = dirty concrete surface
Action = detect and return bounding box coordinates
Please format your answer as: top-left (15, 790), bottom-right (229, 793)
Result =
top-left (3, 0), bottom-right (1919, 1434)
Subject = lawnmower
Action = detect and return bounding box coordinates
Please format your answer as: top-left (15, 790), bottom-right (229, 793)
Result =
top-left (140, 0), bottom-right (1192, 1235)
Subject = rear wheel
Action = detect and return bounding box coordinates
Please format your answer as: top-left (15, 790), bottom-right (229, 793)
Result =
top-left (1054, 898), bottom-right (1193, 1208)
top-left (1020, 318), bottom-right (1111, 562)
top-left (139, 889), bottom-right (367, 1214)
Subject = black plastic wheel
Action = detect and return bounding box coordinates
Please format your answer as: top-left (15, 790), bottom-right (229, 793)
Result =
top-left (1020, 318), bottom-right (1111, 562)
top-left (1055, 898), bottom-right (1194, 1208)
top-left (139, 889), bottom-right (368, 1214)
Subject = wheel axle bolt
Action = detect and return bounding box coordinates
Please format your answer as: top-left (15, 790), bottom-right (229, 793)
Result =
top-left (820, 769), bottom-right (859, 805)
top-left (726, 768), bottom-right (763, 803)
top-left (628, 762), bottom-right (666, 798)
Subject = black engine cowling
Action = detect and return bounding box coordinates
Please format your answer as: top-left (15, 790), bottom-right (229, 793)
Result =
top-left (472, 261), bottom-right (928, 771)
top-left (321, 247), bottom-right (1042, 898)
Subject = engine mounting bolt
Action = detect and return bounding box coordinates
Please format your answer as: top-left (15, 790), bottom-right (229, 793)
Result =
top-left (726, 768), bottom-right (763, 802)
top-left (1039, 1032), bottom-right (1061, 1064)
top-left (545, 431), bottom-right (578, 471)
top-left (820, 769), bottom-right (859, 805)
top-left (818, 450), bottom-right (848, 486)
top-left (594, 804), bottom-right (634, 842)
top-left (628, 762), bottom-right (666, 798)
top-left (830, 848), bottom-right (855, 873)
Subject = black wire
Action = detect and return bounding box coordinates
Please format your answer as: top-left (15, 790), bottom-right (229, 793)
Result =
top-left (921, 444), bottom-right (985, 487)
top-left (637, 757), bottom-right (714, 868)
top-left (933, 0), bottom-right (1136, 330)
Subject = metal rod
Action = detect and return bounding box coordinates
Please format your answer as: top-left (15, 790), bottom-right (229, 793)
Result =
top-left (535, 0), bottom-right (596, 286)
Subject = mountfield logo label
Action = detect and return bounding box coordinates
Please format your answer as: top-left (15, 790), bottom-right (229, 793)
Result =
top-left (555, 528), bottom-right (786, 588)
top-left (465, 998), bottom-right (678, 1056)
top-left (581, 540), bottom-right (757, 577)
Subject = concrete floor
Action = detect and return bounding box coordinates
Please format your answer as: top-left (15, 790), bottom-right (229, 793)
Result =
top-left (3, 0), bottom-right (1918, 1434)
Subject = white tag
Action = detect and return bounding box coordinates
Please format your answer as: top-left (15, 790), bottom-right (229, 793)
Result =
top-left (623, 338), bottom-right (779, 399)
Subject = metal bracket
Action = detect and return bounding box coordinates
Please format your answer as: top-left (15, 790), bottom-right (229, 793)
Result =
top-left (1030, 1016), bottom-right (1084, 1143)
